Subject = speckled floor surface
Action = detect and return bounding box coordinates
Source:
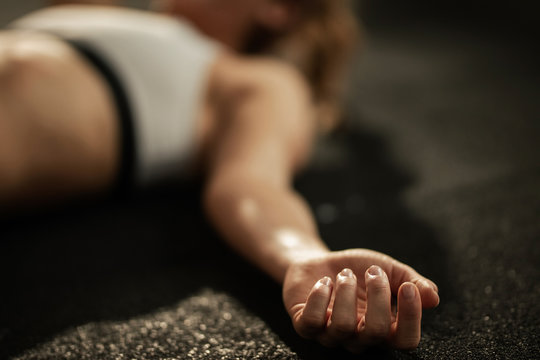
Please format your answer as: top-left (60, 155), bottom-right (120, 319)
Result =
top-left (1, 1), bottom-right (539, 359)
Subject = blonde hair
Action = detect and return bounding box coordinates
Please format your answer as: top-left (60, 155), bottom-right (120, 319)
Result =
top-left (245, 0), bottom-right (360, 132)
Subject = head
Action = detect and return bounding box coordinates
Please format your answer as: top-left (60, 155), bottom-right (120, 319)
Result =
top-left (155, 0), bottom-right (360, 131)
top-left (153, 0), bottom-right (302, 49)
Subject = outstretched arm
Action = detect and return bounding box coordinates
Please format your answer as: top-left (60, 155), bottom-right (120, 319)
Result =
top-left (203, 54), bottom-right (327, 283)
top-left (203, 53), bottom-right (439, 352)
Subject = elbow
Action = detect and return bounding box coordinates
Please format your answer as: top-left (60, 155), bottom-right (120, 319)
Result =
top-left (203, 175), bottom-right (262, 232)
top-left (202, 176), bottom-right (256, 245)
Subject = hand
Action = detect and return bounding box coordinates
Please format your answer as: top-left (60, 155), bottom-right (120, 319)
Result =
top-left (283, 248), bottom-right (439, 352)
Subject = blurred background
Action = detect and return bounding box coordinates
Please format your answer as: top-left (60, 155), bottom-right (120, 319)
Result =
top-left (1, 1), bottom-right (539, 359)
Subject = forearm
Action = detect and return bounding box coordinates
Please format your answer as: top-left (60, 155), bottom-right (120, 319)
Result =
top-left (204, 174), bottom-right (329, 283)
top-left (202, 55), bottom-right (326, 282)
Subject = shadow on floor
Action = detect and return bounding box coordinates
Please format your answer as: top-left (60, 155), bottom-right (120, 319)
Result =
top-left (0, 126), bottom-right (453, 359)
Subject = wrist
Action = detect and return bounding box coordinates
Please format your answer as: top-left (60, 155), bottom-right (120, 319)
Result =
top-left (285, 246), bottom-right (330, 265)
top-left (275, 231), bottom-right (330, 282)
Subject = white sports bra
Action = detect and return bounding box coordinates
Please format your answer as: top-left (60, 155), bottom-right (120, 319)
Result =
top-left (12, 5), bottom-right (221, 186)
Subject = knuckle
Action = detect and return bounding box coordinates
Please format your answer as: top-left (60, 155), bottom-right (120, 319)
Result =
top-left (365, 322), bottom-right (391, 338)
top-left (399, 311), bottom-right (420, 322)
top-left (330, 320), bottom-right (357, 336)
top-left (337, 279), bottom-right (357, 290)
top-left (369, 281), bottom-right (389, 294)
top-left (296, 315), bottom-right (325, 338)
top-left (295, 323), bottom-right (316, 339)
top-left (300, 314), bottom-right (324, 330)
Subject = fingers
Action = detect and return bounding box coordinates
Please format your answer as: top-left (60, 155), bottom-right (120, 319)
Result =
top-left (324, 266), bottom-right (395, 353)
top-left (295, 276), bottom-right (333, 338)
top-left (341, 265), bottom-right (394, 353)
top-left (389, 261), bottom-right (439, 309)
top-left (389, 282), bottom-right (422, 349)
top-left (362, 265), bottom-right (392, 339)
top-left (326, 269), bottom-right (359, 341)
top-left (413, 278), bottom-right (440, 308)
top-left (292, 266), bottom-right (426, 353)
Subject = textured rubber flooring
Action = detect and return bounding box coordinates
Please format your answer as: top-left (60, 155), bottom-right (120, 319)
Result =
top-left (1, 1), bottom-right (539, 359)
top-left (11, 289), bottom-right (298, 360)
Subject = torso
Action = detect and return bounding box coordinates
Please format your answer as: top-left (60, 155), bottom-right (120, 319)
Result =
top-left (11, 5), bottom-right (222, 186)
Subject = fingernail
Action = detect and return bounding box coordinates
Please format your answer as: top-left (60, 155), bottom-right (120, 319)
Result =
top-left (319, 276), bottom-right (331, 286)
top-left (314, 277), bottom-right (332, 291)
top-left (402, 283), bottom-right (416, 300)
top-left (367, 265), bottom-right (383, 278)
top-left (340, 268), bottom-right (354, 278)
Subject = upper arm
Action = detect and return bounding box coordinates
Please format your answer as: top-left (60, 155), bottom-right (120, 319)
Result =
top-left (204, 53), bottom-right (316, 188)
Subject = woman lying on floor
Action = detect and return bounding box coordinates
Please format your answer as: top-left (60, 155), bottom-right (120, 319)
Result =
top-left (0, 0), bottom-right (439, 353)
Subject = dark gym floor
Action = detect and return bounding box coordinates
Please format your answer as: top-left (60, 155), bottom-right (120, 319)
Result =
top-left (1, 1), bottom-right (539, 359)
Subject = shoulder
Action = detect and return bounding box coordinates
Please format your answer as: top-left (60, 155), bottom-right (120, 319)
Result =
top-left (209, 52), bottom-right (311, 101)
top-left (204, 52), bottom-right (316, 174)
